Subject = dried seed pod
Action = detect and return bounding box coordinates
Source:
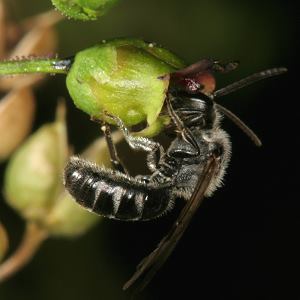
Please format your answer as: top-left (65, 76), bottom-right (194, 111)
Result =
top-left (4, 103), bottom-right (68, 222)
top-left (3, 98), bottom-right (124, 237)
top-left (51, 0), bottom-right (120, 21)
top-left (0, 8), bottom-right (62, 160)
top-left (46, 131), bottom-right (123, 237)
top-left (0, 87), bottom-right (35, 161)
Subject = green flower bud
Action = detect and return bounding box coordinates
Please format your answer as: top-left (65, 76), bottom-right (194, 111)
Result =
top-left (45, 131), bottom-right (123, 237)
top-left (0, 38), bottom-right (185, 137)
top-left (4, 103), bottom-right (68, 223)
top-left (66, 38), bottom-right (185, 136)
top-left (51, 0), bottom-right (120, 21)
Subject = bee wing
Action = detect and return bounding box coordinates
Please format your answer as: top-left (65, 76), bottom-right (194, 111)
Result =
top-left (123, 156), bottom-right (218, 293)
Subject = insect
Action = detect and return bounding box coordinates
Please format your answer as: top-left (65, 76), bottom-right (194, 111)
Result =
top-left (63, 59), bottom-right (287, 293)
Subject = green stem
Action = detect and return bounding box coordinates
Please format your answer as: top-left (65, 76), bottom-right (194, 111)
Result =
top-left (0, 57), bottom-right (72, 76)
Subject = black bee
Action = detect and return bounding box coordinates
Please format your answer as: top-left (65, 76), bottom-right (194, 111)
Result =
top-left (63, 60), bottom-right (287, 292)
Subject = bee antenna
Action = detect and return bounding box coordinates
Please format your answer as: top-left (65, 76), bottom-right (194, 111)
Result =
top-left (215, 103), bottom-right (262, 147)
top-left (213, 67), bottom-right (287, 98)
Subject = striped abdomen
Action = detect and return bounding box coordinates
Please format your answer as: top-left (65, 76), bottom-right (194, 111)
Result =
top-left (64, 157), bottom-right (173, 221)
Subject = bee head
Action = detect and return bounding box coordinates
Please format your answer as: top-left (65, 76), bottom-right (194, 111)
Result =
top-left (166, 61), bottom-right (287, 146)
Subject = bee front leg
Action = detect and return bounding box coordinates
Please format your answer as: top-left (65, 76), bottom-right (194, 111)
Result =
top-left (104, 113), bottom-right (165, 173)
top-left (165, 97), bottom-right (200, 157)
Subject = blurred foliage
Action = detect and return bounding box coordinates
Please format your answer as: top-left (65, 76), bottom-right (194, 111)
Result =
top-left (0, 0), bottom-right (296, 299)
top-left (0, 7), bottom-right (62, 160)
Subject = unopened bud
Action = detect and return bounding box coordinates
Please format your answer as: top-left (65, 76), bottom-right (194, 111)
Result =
top-left (66, 38), bottom-right (185, 136)
top-left (1, 38), bottom-right (185, 137)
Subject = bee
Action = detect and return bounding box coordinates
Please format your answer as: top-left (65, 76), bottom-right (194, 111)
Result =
top-left (63, 59), bottom-right (287, 293)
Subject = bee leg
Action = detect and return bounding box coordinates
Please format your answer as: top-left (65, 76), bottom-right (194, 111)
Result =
top-left (104, 113), bottom-right (164, 173)
top-left (135, 175), bottom-right (151, 184)
top-left (165, 97), bottom-right (200, 157)
top-left (91, 115), bottom-right (128, 173)
top-left (100, 122), bottom-right (128, 174)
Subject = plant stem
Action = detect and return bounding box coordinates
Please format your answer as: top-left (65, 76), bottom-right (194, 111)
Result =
top-left (0, 222), bottom-right (48, 283)
top-left (0, 222), bottom-right (9, 262)
top-left (0, 57), bottom-right (72, 76)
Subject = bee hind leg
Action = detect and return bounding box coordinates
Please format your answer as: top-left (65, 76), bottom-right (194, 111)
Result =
top-left (101, 122), bottom-right (128, 174)
top-left (91, 115), bottom-right (128, 174)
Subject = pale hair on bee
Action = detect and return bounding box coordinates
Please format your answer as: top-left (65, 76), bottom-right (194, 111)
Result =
top-left (63, 60), bottom-right (287, 293)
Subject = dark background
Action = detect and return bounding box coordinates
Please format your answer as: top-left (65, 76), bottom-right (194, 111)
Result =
top-left (0, 0), bottom-right (298, 299)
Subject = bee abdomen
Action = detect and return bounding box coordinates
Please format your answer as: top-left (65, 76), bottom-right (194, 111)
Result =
top-left (64, 157), bottom-right (173, 221)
